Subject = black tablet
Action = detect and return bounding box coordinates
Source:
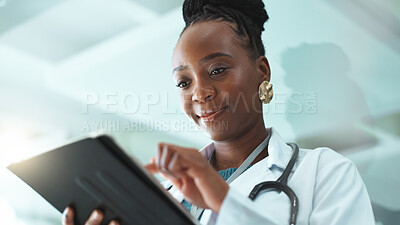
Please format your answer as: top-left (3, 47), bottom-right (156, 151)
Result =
top-left (7, 135), bottom-right (198, 225)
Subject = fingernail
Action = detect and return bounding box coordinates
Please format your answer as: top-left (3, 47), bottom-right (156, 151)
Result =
top-left (91, 210), bottom-right (102, 220)
top-left (110, 220), bottom-right (119, 225)
top-left (63, 207), bottom-right (70, 218)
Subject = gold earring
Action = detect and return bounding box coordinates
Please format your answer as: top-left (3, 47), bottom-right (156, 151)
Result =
top-left (258, 81), bottom-right (273, 104)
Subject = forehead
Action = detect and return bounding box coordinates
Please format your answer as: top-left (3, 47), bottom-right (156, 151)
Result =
top-left (172, 21), bottom-right (243, 67)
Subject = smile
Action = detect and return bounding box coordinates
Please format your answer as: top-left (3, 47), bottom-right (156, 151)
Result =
top-left (198, 106), bottom-right (228, 122)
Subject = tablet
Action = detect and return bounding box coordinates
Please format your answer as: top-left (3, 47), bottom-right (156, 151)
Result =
top-left (7, 135), bottom-right (198, 225)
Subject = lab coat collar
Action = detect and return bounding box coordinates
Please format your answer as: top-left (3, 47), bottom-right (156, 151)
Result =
top-left (199, 127), bottom-right (297, 172)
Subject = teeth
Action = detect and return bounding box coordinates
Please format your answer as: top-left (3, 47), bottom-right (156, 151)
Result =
top-left (200, 110), bottom-right (214, 115)
top-left (197, 106), bottom-right (226, 117)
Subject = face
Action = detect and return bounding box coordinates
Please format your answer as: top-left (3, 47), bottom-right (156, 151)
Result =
top-left (172, 21), bottom-right (270, 141)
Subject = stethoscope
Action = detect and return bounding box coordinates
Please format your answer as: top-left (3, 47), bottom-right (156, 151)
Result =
top-left (169, 129), bottom-right (299, 225)
top-left (248, 142), bottom-right (299, 225)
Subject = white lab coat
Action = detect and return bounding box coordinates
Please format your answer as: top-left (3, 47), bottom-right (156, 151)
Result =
top-left (166, 127), bottom-right (375, 225)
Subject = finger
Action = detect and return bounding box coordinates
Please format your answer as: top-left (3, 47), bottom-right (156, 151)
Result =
top-left (62, 207), bottom-right (74, 225)
top-left (156, 143), bottom-right (175, 172)
top-left (155, 143), bottom-right (165, 171)
top-left (160, 145), bottom-right (176, 174)
top-left (145, 159), bottom-right (181, 180)
top-left (145, 162), bottom-right (158, 174)
top-left (159, 153), bottom-right (183, 182)
top-left (109, 220), bottom-right (120, 225)
top-left (167, 153), bottom-right (187, 178)
top-left (168, 175), bottom-right (183, 189)
top-left (85, 210), bottom-right (104, 225)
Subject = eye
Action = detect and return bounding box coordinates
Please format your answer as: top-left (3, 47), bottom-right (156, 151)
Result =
top-left (176, 81), bottom-right (190, 89)
top-left (210, 67), bottom-right (226, 76)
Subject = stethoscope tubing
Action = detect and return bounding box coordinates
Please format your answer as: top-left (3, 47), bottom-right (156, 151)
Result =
top-left (248, 180), bottom-right (299, 225)
top-left (248, 142), bottom-right (300, 225)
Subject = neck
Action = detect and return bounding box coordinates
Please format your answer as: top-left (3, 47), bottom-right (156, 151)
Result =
top-left (212, 117), bottom-right (270, 171)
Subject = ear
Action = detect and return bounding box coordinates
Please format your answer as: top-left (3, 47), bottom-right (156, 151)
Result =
top-left (256, 56), bottom-right (271, 82)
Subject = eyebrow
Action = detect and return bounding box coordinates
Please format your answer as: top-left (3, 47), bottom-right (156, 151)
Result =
top-left (172, 52), bottom-right (232, 74)
top-left (172, 65), bottom-right (189, 74)
top-left (200, 52), bottom-right (232, 65)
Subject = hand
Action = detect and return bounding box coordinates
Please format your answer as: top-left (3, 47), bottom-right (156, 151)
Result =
top-left (62, 207), bottom-right (119, 225)
top-left (145, 143), bottom-right (229, 213)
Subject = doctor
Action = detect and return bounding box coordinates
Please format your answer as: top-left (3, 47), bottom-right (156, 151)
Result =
top-left (62, 0), bottom-right (375, 224)
top-left (148, 0), bottom-right (376, 224)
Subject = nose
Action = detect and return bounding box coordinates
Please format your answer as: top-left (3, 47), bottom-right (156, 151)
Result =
top-left (192, 82), bottom-right (216, 103)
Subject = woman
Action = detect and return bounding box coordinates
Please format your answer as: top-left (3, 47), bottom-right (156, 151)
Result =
top-left (62, 0), bottom-right (375, 224)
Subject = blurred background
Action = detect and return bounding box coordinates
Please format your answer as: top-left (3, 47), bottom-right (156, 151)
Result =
top-left (0, 0), bottom-right (399, 224)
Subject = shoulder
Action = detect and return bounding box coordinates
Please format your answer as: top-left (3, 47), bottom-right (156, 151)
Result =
top-left (294, 146), bottom-right (362, 190)
top-left (298, 146), bottom-right (366, 196)
top-left (297, 148), bottom-right (375, 224)
top-left (300, 146), bottom-right (356, 172)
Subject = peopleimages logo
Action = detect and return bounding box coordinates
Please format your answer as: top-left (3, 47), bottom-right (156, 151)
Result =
top-left (81, 91), bottom-right (181, 115)
top-left (81, 120), bottom-right (229, 133)
top-left (81, 90), bottom-right (318, 116)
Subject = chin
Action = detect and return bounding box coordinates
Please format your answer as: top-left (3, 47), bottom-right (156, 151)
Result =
top-left (193, 117), bottom-right (232, 141)
top-left (202, 124), bottom-right (231, 141)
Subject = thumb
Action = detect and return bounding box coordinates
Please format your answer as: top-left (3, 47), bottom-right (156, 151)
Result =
top-left (145, 157), bottom-right (158, 174)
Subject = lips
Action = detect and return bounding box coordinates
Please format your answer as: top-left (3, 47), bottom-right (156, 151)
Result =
top-left (197, 106), bottom-right (228, 122)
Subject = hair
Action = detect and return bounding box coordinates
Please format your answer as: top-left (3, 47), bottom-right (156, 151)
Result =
top-left (182, 0), bottom-right (269, 59)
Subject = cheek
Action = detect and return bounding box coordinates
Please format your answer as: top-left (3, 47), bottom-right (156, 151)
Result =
top-left (226, 79), bottom-right (259, 112)
top-left (179, 93), bottom-right (194, 116)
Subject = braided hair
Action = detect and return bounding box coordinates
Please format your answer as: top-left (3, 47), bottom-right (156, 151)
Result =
top-left (182, 0), bottom-right (269, 59)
